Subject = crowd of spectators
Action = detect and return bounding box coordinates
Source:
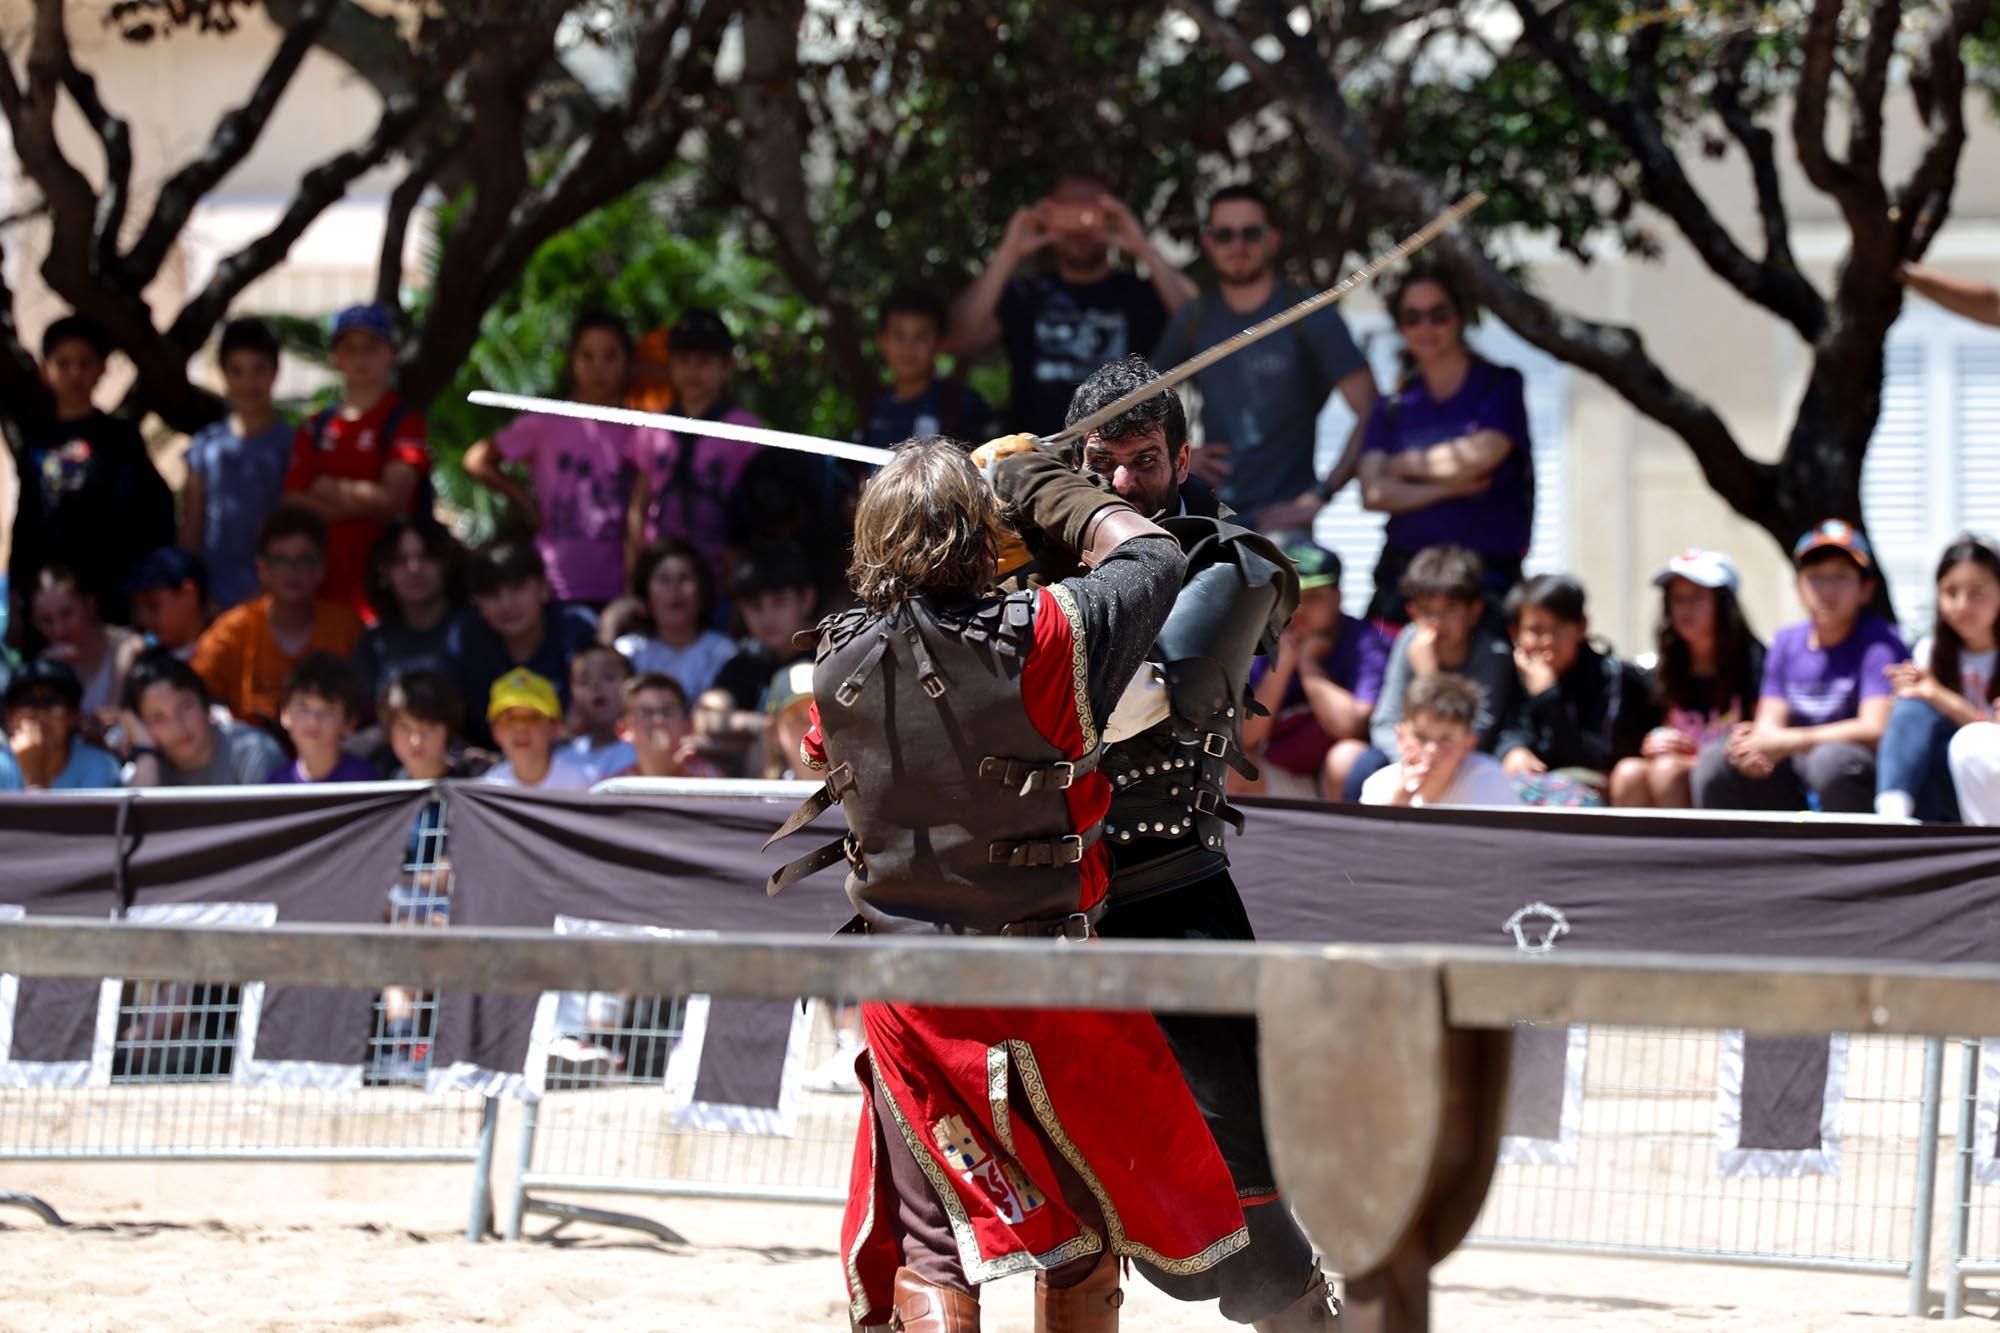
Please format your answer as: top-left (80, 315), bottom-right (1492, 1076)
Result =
top-left (4, 174), bottom-right (1999, 839)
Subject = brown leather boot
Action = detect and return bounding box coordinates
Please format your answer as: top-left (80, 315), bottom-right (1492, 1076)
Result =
top-left (890, 1266), bottom-right (980, 1332)
top-left (1034, 1252), bottom-right (1123, 1332)
top-left (1252, 1264), bottom-right (1340, 1331)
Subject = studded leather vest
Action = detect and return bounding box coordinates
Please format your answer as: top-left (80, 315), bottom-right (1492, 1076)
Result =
top-left (1101, 516), bottom-right (1298, 901)
top-left (765, 589), bottom-right (1103, 936)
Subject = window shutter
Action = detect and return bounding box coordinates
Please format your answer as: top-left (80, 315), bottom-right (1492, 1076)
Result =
top-left (1956, 343), bottom-right (2000, 541)
top-left (1860, 340), bottom-right (1933, 631)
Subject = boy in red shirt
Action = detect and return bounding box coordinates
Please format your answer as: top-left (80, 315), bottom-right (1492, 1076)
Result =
top-left (282, 305), bottom-right (430, 616)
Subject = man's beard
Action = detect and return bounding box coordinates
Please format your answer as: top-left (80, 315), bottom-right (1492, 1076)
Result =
top-left (1218, 259), bottom-right (1272, 287)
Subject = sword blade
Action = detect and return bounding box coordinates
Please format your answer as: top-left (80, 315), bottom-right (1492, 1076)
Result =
top-left (1041, 191), bottom-right (1487, 450)
top-left (465, 391), bottom-right (896, 467)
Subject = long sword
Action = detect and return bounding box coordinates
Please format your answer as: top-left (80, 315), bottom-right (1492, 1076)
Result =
top-left (467, 192), bottom-right (1483, 463)
top-left (463, 391), bottom-right (896, 467)
top-left (1043, 191), bottom-right (1487, 450)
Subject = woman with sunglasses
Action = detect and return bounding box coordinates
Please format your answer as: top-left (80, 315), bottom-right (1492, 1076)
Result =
top-left (1357, 267), bottom-right (1535, 623)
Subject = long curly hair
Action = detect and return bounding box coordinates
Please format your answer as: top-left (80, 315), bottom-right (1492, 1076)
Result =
top-left (850, 438), bottom-right (999, 612)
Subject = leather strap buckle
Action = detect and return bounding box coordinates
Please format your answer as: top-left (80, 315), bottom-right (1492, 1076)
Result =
top-left (834, 680), bottom-right (862, 708)
top-left (1202, 732), bottom-right (1230, 758)
top-left (921, 675), bottom-right (947, 700)
top-left (1058, 912), bottom-right (1091, 943)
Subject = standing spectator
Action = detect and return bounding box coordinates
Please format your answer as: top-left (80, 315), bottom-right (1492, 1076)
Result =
top-left (30, 565), bottom-right (145, 716)
top-left (1240, 542), bottom-right (1389, 799)
top-left (594, 673), bottom-right (722, 783)
top-left (353, 515), bottom-right (465, 708)
top-left (613, 540), bottom-right (735, 701)
top-left (1357, 269), bottom-right (1534, 621)
top-left (266, 653), bottom-right (376, 784)
top-left (1359, 673), bottom-right (1521, 808)
top-left (626, 309), bottom-right (763, 580)
top-left (948, 172), bottom-right (1195, 435)
top-left (1899, 263), bottom-right (2000, 327)
top-left (1154, 186), bottom-right (1377, 530)
top-left (1875, 537), bottom-right (2000, 822)
top-left (110, 649), bottom-right (285, 787)
top-left (1352, 545), bottom-right (1521, 798)
top-left (190, 508), bottom-right (364, 726)
top-left (480, 668), bottom-right (594, 790)
top-left (446, 541), bottom-right (598, 749)
top-left (463, 311), bottom-right (638, 607)
top-left (1609, 549), bottom-right (1766, 810)
top-left (1493, 574), bottom-right (1652, 806)
top-left (181, 318), bottom-right (294, 610)
top-left (127, 547), bottom-right (211, 660)
top-left (1693, 521), bottom-right (1906, 814)
top-left (281, 305), bottom-right (430, 615)
top-left (564, 644), bottom-right (638, 781)
top-left (9, 314), bottom-right (175, 623)
top-left (859, 288), bottom-right (1000, 449)
top-left (0, 660), bottom-right (122, 790)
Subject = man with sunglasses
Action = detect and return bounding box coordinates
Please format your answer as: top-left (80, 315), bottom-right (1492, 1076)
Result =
top-left (1156, 186), bottom-right (1377, 533)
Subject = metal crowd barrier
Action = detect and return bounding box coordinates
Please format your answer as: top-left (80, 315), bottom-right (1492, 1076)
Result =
top-left (4, 921), bottom-right (2000, 1330)
top-left (0, 785), bottom-right (497, 1240)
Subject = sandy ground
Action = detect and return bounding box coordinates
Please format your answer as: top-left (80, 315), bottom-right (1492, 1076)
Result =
top-left (0, 1157), bottom-right (1985, 1331)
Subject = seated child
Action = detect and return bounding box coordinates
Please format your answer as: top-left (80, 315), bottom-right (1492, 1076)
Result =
top-left (1361, 674), bottom-right (1521, 808)
top-left (480, 668), bottom-right (594, 791)
top-left (1494, 574), bottom-right (1652, 807)
top-left (266, 652), bottom-right (377, 784)
top-left (564, 644), bottom-right (638, 781)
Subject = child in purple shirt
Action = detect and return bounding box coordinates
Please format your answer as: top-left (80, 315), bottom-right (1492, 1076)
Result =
top-left (1243, 542), bottom-right (1390, 797)
top-left (266, 653), bottom-right (379, 784)
top-left (1692, 521), bottom-right (1906, 814)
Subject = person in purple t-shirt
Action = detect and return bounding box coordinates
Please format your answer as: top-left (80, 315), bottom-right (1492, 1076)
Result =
top-left (1692, 521), bottom-right (1906, 814)
top-left (1241, 541), bottom-right (1390, 798)
top-left (265, 653), bottom-right (380, 785)
top-left (464, 312), bottom-right (640, 607)
top-left (1357, 268), bottom-right (1534, 622)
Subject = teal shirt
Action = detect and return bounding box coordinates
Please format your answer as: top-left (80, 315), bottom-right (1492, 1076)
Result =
top-left (0, 738), bottom-right (122, 790)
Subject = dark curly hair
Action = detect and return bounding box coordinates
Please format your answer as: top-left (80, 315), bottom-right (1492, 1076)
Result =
top-left (1062, 354), bottom-right (1188, 454)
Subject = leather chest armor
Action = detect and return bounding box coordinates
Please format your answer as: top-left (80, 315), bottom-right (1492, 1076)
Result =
top-left (766, 588), bottom-right (1102, 936)
top-left (1101, 516), bottom-right (1297, 899)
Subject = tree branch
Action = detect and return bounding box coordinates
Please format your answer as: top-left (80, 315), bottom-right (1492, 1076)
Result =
top-left (375, 122), bottom-right (463, 320)
top-left (122, 0), bottom-right (337, 288)
top-left (1846, 0), bottom-right (1903, 180)
top-left (1510, 0), bottom-right (1824, 341)
top-left (1894, 0), bottom-right (1993, 259)
top-left (1794, 0), bottom-right (1881, 230)
top-left (55, 58), bottom-right (133, 280)
top-left (164, 87), bottom-right (439, 363)
top-left (1712, 32), bottom-right (1804, 282)
top-left (261, 0), bottom-right (417, 101)
top-left (1175, 0), bottom-right (1775, 527)
top-left (0, 233), bottom-right (50, 422)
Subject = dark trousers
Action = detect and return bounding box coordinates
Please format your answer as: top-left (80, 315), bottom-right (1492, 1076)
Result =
top-left (1876, 696), bottom-right (1962, 822)
top-left (1096, 867), bottom-right (1318, 1323)
top-left (1691, 736), bottom-right (1877, 813)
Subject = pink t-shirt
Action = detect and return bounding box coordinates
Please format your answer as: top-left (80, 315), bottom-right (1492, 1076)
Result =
top-left (494, 413), bottom-right (641, 603)
top-left (631, 406), bottom-right (763, 573)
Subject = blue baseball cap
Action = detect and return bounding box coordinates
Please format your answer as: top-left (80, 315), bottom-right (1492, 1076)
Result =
top-left (126, 545), bottom-right (210, 595)
top-left (328, 304), bottom-right (394, 347)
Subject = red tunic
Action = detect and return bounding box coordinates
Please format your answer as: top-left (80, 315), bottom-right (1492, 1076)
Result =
top-left (809, 587), bottom-right (1249, 1327)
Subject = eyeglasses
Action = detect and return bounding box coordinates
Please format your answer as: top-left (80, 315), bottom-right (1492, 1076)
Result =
top-left (1396, 304), bottom-right (1456, 329)
top-left (1203, 224), bottom-right (1269, 247)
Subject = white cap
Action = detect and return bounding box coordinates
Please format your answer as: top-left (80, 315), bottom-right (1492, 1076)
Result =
top-left (1652, 548), bottom-right (1739, 593)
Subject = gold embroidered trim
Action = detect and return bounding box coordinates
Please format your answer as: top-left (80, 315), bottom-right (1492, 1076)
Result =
top-left (847, 1055), bottom-right (883, 1329)
top-left (987, 1044), bottom-right (1016, 1158)
top-left (877, 1058), bottom-right (1102, 1285)
top-left (1046, 584), bottom-right (1096, 754)
top-left (1006, 1039), bottom-right (1251, 1276)
top-left (800, 737), bottom-right (828, 772)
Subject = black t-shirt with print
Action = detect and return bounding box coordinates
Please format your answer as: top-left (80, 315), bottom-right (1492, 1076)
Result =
top-left (10, 409), bottom-right (176, 619)
top-left (997, 271), bottom-right (1167, 436)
